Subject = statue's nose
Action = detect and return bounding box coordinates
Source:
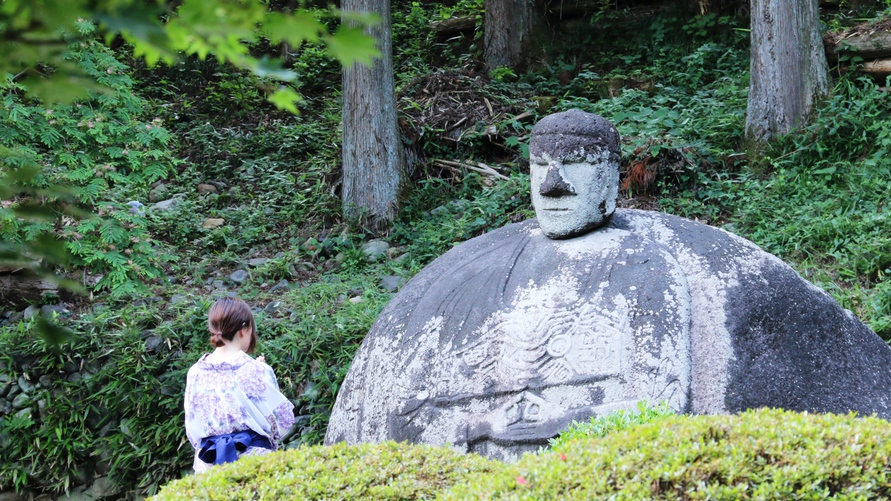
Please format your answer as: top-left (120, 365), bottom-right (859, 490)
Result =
top-left (539, 164), bottom-right (576, 197)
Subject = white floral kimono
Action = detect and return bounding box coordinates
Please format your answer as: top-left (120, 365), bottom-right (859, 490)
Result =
top-left (184, 351), bottom-right (295, 473)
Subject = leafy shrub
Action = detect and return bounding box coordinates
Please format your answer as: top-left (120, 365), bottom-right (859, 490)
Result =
top-left (149, 441), bottom-right (499, 501)
top-left (0, 21), bottom-right (177, 299)
top-left (445, 408), bottom-right (891, 500)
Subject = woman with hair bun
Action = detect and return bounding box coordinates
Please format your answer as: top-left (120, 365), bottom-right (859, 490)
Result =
top-left (184, 297), bottom-right (294, 473)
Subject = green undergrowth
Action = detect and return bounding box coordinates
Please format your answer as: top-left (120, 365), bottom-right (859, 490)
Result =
top-left (0, 273), bottom-right (389, 494)
top-left (728, 76), bottom-right (891, 337)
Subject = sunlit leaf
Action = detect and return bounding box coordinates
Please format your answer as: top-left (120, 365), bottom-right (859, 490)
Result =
top-left (325, 26), bottom-right (380, 68)
top-left (249, 57), bottom-right (297, 81)
top-left (267, 87), bottom-right (302, 115)
top-left (263, 12), bottom-right (325, 45)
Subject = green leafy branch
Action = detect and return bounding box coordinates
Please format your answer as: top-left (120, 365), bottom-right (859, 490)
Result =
top-left (1, 0), bottom-right (381, 111)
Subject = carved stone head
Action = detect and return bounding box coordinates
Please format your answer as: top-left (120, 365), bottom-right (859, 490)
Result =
top-left (529, 109), bottom-right (621, 239)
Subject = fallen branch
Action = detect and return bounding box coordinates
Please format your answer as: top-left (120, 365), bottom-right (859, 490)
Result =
top-left (430, 16), bottom-right (476, 34)
top-left (824, 21), bottom-right (891, 62)
top-left (863, 58), bottom-right (891, 78)
top-left (432, 159), bottom-right (510, 180)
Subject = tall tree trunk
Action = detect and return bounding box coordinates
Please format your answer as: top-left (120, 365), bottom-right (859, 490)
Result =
top-left (342, 0), bottom-right (404, 225)
top-left (484, 0), bottom-right (540, 70)
top-left (746, 0), bottom-right (829, 143)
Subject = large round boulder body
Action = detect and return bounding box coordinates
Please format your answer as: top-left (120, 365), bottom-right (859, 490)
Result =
top-left (326, 209), bottom-right (891, 461)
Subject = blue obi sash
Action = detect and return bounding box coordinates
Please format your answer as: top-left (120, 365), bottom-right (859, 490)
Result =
top-left (198, 430), bottom-right (273, 465)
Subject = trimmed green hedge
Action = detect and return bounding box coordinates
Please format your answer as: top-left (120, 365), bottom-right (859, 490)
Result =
top-left (447, 408), bottom-right (891, 500)
top-left (149, 441), bottom-right (499, 500)
top-left (153, 409), bottom-right (891, 501)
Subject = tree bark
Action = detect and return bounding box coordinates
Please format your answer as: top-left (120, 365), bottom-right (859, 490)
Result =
top-left (746, 0), bottom-right (830, 143)
top-left (341, 0), bottom-right (404, 225)
top-left (484, 0), bottom-right (541, 70)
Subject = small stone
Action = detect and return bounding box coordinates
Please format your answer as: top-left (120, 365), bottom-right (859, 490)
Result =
top-left (197, 183), bottom-right (218, 194)
top-left (22, 305), bottom-right (38, 320)
top-left (170, 294), bottom-right (186, 305)
top-left (148, 183), bottom-right (169, 203)
top-left (362, 239), bottom-right (390, 261)
top-left (349, 296), bottom-right (364, 304)
top-left (145, 336), bottom-right (164, 352)
top-left (380, 275), bottom-right (406, 293)
top-left (230, 269), bottom-right (249, 284)
top-left (263, 301), bottom-right (282, 314)
top-left (38, 375), bottom-right (53, 388)
top-left (247, 258), bottom-right (269, 268)
top-left (152, 198), bottom-right (179, 211)
top-left (269, 280), bottom-right (290, 293)
top-left (17, 376), bottom-right (35, 394)
top-left (166, 275), bottom-right (179, 285)
top-left (67, 373), bottom-right (83, 384)
top-left (212, 280), bottom-right (226, 290)
top-left (40, 304), bottom-right (70, 318)
top-left (56, 489), bottom-right (90, 501)
top-left (294, 261), bottom-right (316, 273)
top-left (11, 393), bottom-right (30, 410)
top-left (0, 490), bottom-right (27, 501)
top-left (88, 477), bottom-right (123, 499)
top-left (287, 264), bottom-right (299, 278)
top-left (202, 218), bottom-right (225, 229)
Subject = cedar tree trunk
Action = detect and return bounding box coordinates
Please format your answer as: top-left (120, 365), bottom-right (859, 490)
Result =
top-left (746, 0), bottom-right (830, 143)
top-left (484, 0), bottom-right (541, 70)
top-left (341, 0), bottom-right (404, 225)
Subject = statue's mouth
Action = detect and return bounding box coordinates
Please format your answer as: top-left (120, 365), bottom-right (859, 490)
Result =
top-left (543, 208), bottom-right (570, 211)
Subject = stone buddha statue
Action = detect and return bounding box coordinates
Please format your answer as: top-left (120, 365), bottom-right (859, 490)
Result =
top-left (325, 109), bottom-right (891, 462)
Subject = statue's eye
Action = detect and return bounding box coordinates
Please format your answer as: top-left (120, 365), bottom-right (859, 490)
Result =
top-left (530, 157), bottom-right (549, 167)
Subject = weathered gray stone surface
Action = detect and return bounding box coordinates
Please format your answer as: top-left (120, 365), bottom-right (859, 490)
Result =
top-left (326, 109), bottom-right (891, 462)
top-left (326, 211), bottom-right (891, 460)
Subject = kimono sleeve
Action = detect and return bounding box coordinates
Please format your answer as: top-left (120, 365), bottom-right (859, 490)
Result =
top-left (261, 365), bottom-right (295, 443)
